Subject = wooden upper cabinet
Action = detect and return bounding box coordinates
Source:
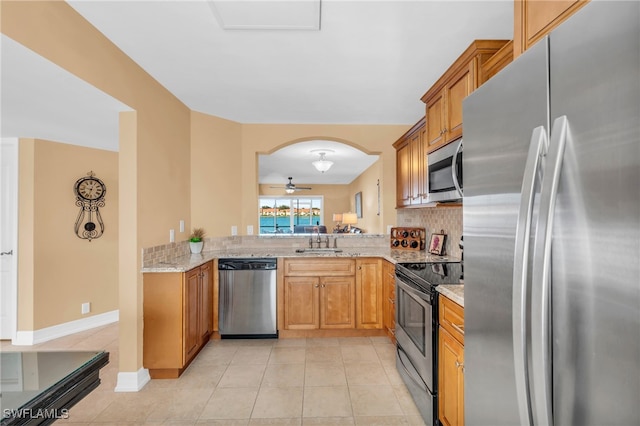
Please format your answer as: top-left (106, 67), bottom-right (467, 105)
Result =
top-left (426, 92), bottom-right (445, 152)
top-left (421, 40), bottom-right (509, 154)
top-left (396, 141), bottom-right (412, 207)
top-left (393, 118), bottom-right (427, 208)
top-left (481, 40), bottom-right (514, 83)
top-left (514, 0), bottom-right (590, 58)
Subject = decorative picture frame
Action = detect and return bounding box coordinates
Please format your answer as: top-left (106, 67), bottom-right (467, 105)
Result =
top-left (355, 191), bottom-right (363, 218)
top-left (428, 232), bottom-right (447, 255)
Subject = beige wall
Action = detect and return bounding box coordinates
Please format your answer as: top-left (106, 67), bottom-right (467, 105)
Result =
top-left (348, 159), bottom-right (384, 233)
top-left (241, 125), bottom-right (407, 235)
top-left (190, 111), bottom-right (243, 238)
top-left (17, 139), bottom-right (119, 330)
top-left (3, 1), bottom-right (191, 373)
top-left (190, 121), bottom-right (408, 238)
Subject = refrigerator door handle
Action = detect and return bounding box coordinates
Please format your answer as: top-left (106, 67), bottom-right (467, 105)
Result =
top-left (531, 115), bottom-right (569, 426)
top-left (513, 125), bottom-right (548, 426)
top-left (451, 138), bottom-right (463, 197)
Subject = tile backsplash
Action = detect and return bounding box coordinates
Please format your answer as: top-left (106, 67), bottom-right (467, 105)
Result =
top-left (142, 207), bottom-right (463, 267)
top-left (397, 206), bottom-right (463, 259)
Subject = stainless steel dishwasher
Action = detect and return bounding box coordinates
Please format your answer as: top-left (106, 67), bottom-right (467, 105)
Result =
top-left (218, 258), bottom-right (277, 338)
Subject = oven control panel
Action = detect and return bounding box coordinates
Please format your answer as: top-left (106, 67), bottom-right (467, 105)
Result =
top-left (390, 227), bottom-right (426, 250)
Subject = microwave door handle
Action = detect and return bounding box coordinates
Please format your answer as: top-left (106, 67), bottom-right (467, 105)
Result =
top-left (512, 125), bottom-right (548, 426)
top-left (451, 138), bottom-right (463, 197)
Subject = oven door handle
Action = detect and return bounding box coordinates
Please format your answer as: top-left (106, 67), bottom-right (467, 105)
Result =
top-left (396, 278), bottom-right (432, 303)
top-left (396, 345), bottom-right (431, 394)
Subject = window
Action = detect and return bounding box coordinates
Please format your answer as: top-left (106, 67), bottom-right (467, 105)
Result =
top-left (259, 196), bottom-right (323, 234)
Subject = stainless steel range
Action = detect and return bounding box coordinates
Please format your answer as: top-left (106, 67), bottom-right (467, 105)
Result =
top-left (395, 261), bottom-right (463, 426)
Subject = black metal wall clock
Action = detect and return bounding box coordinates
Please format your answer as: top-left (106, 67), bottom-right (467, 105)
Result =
top-left (74, 171), bottom-right (106, 241)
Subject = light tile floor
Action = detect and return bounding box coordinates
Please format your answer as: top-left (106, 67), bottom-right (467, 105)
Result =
top-left (1, 324), bottom-right (426, 425)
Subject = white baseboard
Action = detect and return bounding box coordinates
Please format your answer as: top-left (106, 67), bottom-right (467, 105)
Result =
top-left (115, 368), bottom-right (151, 392)
top-left (13, 310), bottom-right (119, 345)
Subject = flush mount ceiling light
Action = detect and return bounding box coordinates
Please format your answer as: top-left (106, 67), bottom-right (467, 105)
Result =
top-left (311, 149), bottom-right (334, 173)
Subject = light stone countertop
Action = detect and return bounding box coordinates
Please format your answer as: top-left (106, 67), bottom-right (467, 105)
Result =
top-left (436, 285), bottom-right (464, 307)
top-left (141, 247), bottom-right (459, 273)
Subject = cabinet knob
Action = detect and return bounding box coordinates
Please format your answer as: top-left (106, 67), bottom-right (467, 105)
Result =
top-left (321, 284), bottom-right (326, 288)
top-left (455, 360), bottom-right (464, 369)
top-left (314, 284), bottom-right (319, 288)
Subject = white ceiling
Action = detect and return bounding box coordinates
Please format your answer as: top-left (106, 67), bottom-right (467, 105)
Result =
top-left (1, 0), bottom-right (513, 182)
top-left (1, 35), bottom-right (129, 152)
top-left (259, 140), bottom-right (379, 185)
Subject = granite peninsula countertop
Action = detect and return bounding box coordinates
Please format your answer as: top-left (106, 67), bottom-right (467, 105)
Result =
top-left (141, 247), bottom-right (459, 273)
top-left (436, 284), bottom-right (464, 307)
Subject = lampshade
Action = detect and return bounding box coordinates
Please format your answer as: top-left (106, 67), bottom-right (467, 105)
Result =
top-left (342, 212), bottom-right (358, 225)
top-left (285, 188), bottom-right (295, 194)
top-left (332, 213), bottom-right (343, 222)
top-left (312, 152), bottom-right (333, 173)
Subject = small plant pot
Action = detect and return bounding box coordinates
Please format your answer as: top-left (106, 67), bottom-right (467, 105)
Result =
top-left (189, 241), bottom-right (204, 254)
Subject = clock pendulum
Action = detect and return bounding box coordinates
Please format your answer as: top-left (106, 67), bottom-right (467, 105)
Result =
top-left (74, 171), bottom-right (106, 241)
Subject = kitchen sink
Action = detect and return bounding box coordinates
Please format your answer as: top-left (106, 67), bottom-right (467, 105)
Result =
top-left (295, 248), bottom-right (343, 253)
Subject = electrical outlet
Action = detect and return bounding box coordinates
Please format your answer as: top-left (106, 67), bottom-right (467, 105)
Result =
top-left (81, 302), bottom-right (90, 315)
top-left (169, 229), bottom-right (175, 243)
top-left (231, 225), bottom-right (238, 236)
top-left (179, 220), bottom-right (185, 233)
top-left (247, 225), bottom-right (254, 235)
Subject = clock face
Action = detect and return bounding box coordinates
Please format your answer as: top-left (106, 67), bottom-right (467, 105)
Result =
top-left (76, 178), bottom-right (105, 201)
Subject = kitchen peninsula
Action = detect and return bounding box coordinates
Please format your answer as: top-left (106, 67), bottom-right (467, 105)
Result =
top-left (141, 234), bottom-right (462, 378)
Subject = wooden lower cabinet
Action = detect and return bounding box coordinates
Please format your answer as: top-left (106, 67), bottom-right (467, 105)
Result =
top-left (143, 261), bottom-right (213, 378)
top-left (283, 258), bottom-right (385, 335)
top-left (438, 295), bottom-right (465, 426)
top-left (382, 260), bottom-right (396, 342)
top-left (355, 258), bottom-right (383, 329)
top-left (284, 265), bottom-right (355, 330)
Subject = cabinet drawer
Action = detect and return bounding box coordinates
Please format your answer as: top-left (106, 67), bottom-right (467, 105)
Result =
top-left (284, 258), bottom-right (356, 276)
top-left (439, 295), bottom-right (464, 345)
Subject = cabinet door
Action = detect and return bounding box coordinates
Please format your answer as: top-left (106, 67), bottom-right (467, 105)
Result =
top-left (445, 62), bottom-right (474, 144)
top-left (409, 131), bottom-right (422, 205)
top-left (285, 276), bottom-right (319, 329)
top-left (418, 125), bottom-right (429, 204)
top-left (439, 327), bottom-right (465, 426)
top-left (515, 0), bottom-right (588, 57)
top-left (355, 259), bottom-right (382, 329)
top-left (199, 262), bottom-right (213, 341)
top-left (396, 142), bottom-right (412, 207)
top-left (320, 276), bottom-right (355, 329)
top-left (184, 269), bottom-right (201, 362)
top-left (426, 91), bottom-right (445, 153)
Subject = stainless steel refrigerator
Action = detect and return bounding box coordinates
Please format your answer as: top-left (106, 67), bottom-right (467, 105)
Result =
top-left (462, 2), bottom-right (639, 425)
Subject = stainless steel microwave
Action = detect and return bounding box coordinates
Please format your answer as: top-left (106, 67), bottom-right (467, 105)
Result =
top-left (427, 138), bottom-right (463, 203)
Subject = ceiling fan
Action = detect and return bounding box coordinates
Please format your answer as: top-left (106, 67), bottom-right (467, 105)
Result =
top-left (270, 177), bottom-right (312, 193)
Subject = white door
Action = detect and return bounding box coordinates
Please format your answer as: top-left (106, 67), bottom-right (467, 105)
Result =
top-left (1, 138), bottom-right (18, 340)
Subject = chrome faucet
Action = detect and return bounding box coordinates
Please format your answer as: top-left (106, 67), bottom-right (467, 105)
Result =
top-left (315, 227), bottom-right (321, 246)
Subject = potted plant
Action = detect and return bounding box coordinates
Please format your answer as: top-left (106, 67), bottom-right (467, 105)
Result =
top-left (189, 228), bottom-right (206, 254)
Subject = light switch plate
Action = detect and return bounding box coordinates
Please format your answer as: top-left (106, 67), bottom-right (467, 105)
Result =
top-left (247, 225), bottom-right (254, 235)
top-left (169, 229), bottom-right (175, 242)
top-left (81, 303), bottom-right (90, 315)
top-left (231, 225), bottom-right (238, 236)
top-left (179, 220), bottom-right (185, 233)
